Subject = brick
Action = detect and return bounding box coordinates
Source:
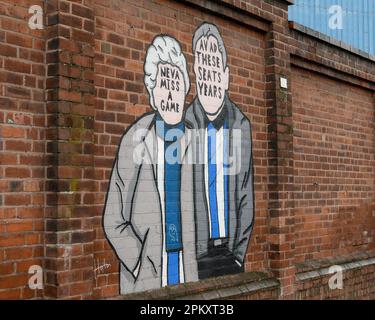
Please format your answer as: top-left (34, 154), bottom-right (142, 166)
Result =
top-left (0, 274), bottom-right (29, 289)
top-left (5, 140), bottom-right (32, 152)
top-left (0, 97), bottom-right (17, 109)
top-left (72, 55), bottom-right (93, 68)
top-left (0, 235), bottom-right (25, 247)
top-left (4, 59), bottom-right (31, 74)
top-left (6, 33), bottom-right (33, 48)
top-left (125, 82), bottom-right (143, 93)
top-left (0, 71), bottom-right (24, 85)
top-left (116, 70), bottom-right (134, 81)
top-left (59, 13), bottom-right (82, 29)
top-left (72, 29), bottom-right (93, 44)
top-left (0, 126), bottom-right (25, 138)
top-left (0, 289), bottom-right (21, 299)
top-left (4, 194), bottom-right (31, 206)
top-left (7, 221), bottom-right (34, 232)
top-left (5, 86), bottom-right (31, 99)
top-left (58, 90), bottom-right (82, 103)
top-left (0, 44), bottom-right (17, 57)
top-left (105, 78), bottom-right (124, 90)
top-left (5, 167), bottom-right (30, 178)
top-left (72, 4), bottom-right (94, 20)
top-left (127, 38), bottom-right (143, 51)
top-left (107, 33), bottom-right (124, 45)
top-left (0, 262), bottom-right (14, 276)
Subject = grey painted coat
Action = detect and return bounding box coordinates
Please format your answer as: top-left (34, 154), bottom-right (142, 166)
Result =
top-left (103, 113), bottom-right (198, 295)
top-left (185, 94), bottom-right (255, 264)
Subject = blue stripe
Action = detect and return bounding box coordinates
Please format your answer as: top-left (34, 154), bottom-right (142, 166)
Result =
top-left (223, 121), bottom-right (229, 237)
top-left (164, 130), bottom-right (183, 252)
top-left (158, 118), bottom-right (184, 285)
top-left (208, 123), bottom-right (219, 239)
top-left (167, 251), bottom-right (179, 285)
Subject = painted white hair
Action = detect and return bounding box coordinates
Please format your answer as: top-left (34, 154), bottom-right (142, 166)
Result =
top-left (144, 35), bottom-right (190, 110)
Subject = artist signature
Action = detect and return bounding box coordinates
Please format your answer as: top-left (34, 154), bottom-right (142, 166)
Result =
top-left (94, 259), bottom-right (111, 277)
top-left (93, 258), bottom-right (111, 288)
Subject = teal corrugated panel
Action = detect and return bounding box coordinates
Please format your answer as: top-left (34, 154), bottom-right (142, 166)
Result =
top-left (370, 0), bottom-right (375, 54)
top-left (289, 0), bottom-right (375, 56)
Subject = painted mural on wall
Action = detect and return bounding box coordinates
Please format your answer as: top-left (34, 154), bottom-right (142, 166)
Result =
top-left (103, 23), bottom-right (254, 295)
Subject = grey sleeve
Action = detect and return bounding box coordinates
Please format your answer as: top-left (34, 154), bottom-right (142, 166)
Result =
top-left (103, 132), bottom-right (148, 280)
top-left (233, 119), bottom-right (254, 264)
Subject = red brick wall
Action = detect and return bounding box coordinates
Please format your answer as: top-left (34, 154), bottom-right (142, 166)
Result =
top-left (0, 0), bottom-right (46, 299)
top-left (292, 67), bottom-right (375, 263)
top-left (43, 0), bottom-right (96, 299)
top-left (0, 0), bottom-right (374, 300)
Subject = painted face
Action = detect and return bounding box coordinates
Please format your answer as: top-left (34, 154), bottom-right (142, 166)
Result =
top-left (194, 35), bottom-right (229, 119)
top-left (153, 63), bottom-right (186, 125)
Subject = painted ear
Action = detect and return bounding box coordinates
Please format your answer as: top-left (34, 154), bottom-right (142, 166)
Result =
top-left (223, 66), bottom-right (230, 90)
top-left (193, 60), bottom-right (199, 77)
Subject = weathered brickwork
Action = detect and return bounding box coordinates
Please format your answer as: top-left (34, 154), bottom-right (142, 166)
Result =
top-left (43, 0), bottom-right (96, 299)
top-left (0, 0), bottom-right (46, 299)
top-left (0, 0), bottom-right (374, 300)
top-left (295, 253), bottom-right (375, 299)
top-left (292, 67), bottom-right (375, 262)
top-left (297, 265), bottom-right (375, 300)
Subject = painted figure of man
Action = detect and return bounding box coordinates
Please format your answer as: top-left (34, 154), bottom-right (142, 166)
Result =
top-left (185, 22), bottom-right (255, 279)
top-left (103, 35), bottom-right (198, 294)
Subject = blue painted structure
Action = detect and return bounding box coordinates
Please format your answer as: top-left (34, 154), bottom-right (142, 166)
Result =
top-left (289, 0), bottom-right (375, 56)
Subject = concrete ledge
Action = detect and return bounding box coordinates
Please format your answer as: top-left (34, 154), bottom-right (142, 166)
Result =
top-left (176, 278), bottom-right (280, 300)
top-left (115, 272), bottom-right (280, 300)
top-left (296, 251), bottom-right (375, 282)
top-left (289, 21), bottom-right (375, 62)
